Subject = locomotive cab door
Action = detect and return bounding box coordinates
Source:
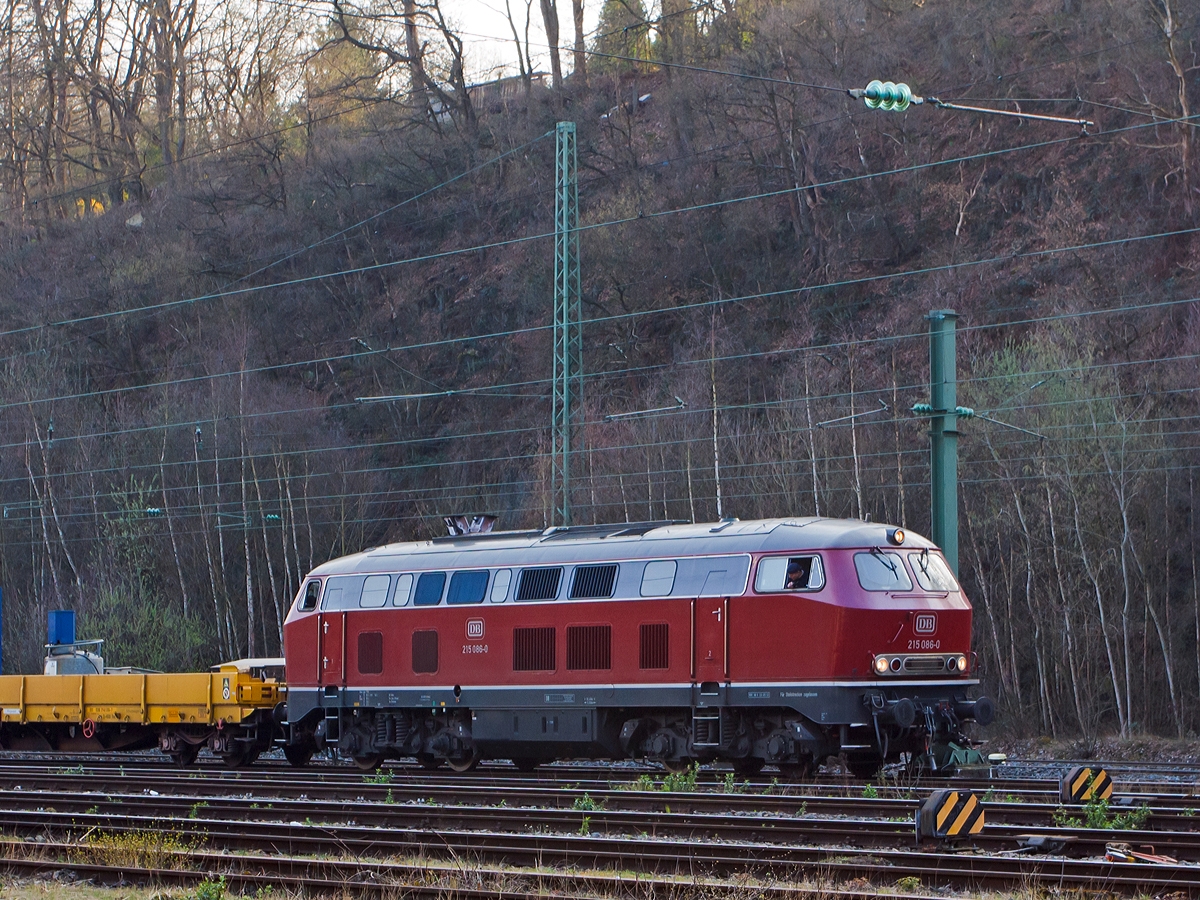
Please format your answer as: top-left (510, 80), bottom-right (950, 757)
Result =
top-left (692, 597), bottom-right (729, 687)
top-left (318, 611), bottom-right (347, 686)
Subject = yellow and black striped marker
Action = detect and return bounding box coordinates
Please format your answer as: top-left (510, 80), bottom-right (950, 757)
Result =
top-left (1060, 766), bottom-right (1113, 804)
top-left (916, 789), bottom-right (985, 841)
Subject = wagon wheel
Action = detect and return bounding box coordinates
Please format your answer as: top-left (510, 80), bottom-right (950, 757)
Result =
top-left (221, 746), bottom-right (249, 769)
top-left (353, 752), bottom-right (385, 772)
top-left (284, 743), bottom-right (315, 768)
top-left (171, 742), bottom-right (200, 768)
top-left (446, 747), bottom-right (480, 773)
top-left (511, 758), bottom-right (541, 773)
top-left (730, 757), bottom-right (765, 777)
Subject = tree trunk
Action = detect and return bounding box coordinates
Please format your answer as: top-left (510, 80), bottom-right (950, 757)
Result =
top-left (195, 426), bottom-right (228, 658)
top-left (1043, 457), bottom-right (1085, 731)
top-left (1067, 473), bottom-right (1127, 733)
top-left (239, 369), bottom-right (256, 658)
top-left (539, 0), bottom-right (562, 91)
top-left (160, 429), bottom-right (189, 618)
top-left (571, 0), bottom-right (586, 85)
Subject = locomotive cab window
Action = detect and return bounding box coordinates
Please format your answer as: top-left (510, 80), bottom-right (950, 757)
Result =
top-left (413, 571), bottom-right (447, 606)
top-left (755, 556), bottom-right (824, 592)
top-left (910, 550), bottom-right (958, 592)
top-left (854, 551), bottom-right (913, 592)
top-left (448, 570), bottom-right (490, 605)
top-left (297, 580), bottom-right (321, 611)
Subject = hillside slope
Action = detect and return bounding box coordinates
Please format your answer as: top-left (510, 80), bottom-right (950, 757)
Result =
top-left (0, 0), bottom-right (1196, 736)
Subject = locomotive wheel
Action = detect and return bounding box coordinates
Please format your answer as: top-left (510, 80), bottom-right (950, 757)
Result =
top-left (417, 754), bottom-right (444, 770)
top-left (171, 742), bottom-right (200, 768)
top-left (353, 752), bottom-right (385, 771)
top-left (284, 743), bottom-right (315, 768)
top-left (661, 757), bottom-right (695, 774)
top-left (511, 758), bottom-right (541, 773)
top-left (446, 748), bottom-right (481, 773)
top-left (731, 757), bottom-right (765, 777)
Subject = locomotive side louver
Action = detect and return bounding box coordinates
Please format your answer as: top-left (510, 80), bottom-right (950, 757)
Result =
top-left (569, 564), bottom-right (618, 599)
top-left (516, 567), bottom-right (562, 601)
top-left (513, 626), bottom-right (556, 670)
top-left (566, 625), bottom-right (612, 670)
top-left (639, 623), bottom-right (669, 669)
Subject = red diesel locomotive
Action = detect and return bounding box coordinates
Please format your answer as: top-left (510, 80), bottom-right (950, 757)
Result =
top-left (281, 517), bottom-right (994, 774)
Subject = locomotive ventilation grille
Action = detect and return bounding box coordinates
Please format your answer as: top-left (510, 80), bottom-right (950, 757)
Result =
top-left (514, 626), bottom-right (556, 670)
top-left (902, 655), bottom-right (946, 673)
top-left (516, 567), bottom-right (562, 601)
top-left (569, 564), bottom-right (618, 599)
top-left (567, 624), bottom-right (612, 669)
top-left (639, 623), bottom-right (669, 669)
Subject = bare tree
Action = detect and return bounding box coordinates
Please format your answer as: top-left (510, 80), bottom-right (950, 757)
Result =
top-left (146, 0), bottom-right (198, 166)
top-left (330, 0), bottom-right (475, 127)
top-left (539, 0), bottom-right (562, 91)
top-left (571, 0), bottom-right (586, 86)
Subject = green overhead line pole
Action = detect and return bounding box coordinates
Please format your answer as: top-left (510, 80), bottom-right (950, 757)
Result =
top-left (923, 309), bottom-right (962, 576)
top-left (551, 121), bottom-right (582, 527)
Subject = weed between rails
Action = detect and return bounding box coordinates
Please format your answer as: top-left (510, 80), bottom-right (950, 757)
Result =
top-left (73, 827), bottom-right (202, 869)
top-left (1052, 796), bottom-right (1151, 830)
top-left (623, 764), bottom-right (704, 793)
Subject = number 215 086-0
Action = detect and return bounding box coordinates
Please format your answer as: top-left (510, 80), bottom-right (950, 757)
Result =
top-left (462, 644), bottom-right (489, 654)
top-left (907, 639), bottom-right (940, 650)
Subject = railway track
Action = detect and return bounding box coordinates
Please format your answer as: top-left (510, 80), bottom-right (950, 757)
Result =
top-left (2, 783), bottom-right (1199, 857)
top-left (0, 839), bottom-right (949, 900)
top-left (0, 759), bottom-right (1198, 895)
top-left (3, 750), bottom-right (1198, 784)
top-left (1, 772), bottom-right (1199, 832)
top-left (2, 759), bottom-right (1199, 814)
top-left (1, 801), bottom-right (1197, 894)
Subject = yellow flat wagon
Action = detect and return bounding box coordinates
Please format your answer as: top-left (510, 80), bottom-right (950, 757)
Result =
top-left (0, 661), bottom-right (283, 767)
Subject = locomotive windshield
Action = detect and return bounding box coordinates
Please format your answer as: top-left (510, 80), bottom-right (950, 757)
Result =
top-left (910, 550), bottom-right (958, 592)
top-left (854, 550), bottom-right (913, 591)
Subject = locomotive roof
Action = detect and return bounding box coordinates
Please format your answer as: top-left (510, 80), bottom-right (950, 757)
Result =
top-left (309, 517), bottom-right (937, 576)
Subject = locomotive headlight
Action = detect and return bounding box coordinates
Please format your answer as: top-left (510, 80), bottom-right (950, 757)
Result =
top-left (874, 656), bottom-right (890, 674)
top-left (887, 528), bottom-right (906, 545)
top-left (957, 655), bottom-right (968, 673)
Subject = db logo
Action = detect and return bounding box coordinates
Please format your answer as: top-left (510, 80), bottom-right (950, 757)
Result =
top-left (466, 619), bottom-right (485, 639)
top-left (914, 613), bottom-right (937, 635)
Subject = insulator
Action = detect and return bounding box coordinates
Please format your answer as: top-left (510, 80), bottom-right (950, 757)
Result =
top-left (863, 80), bottom-right (913, 112)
